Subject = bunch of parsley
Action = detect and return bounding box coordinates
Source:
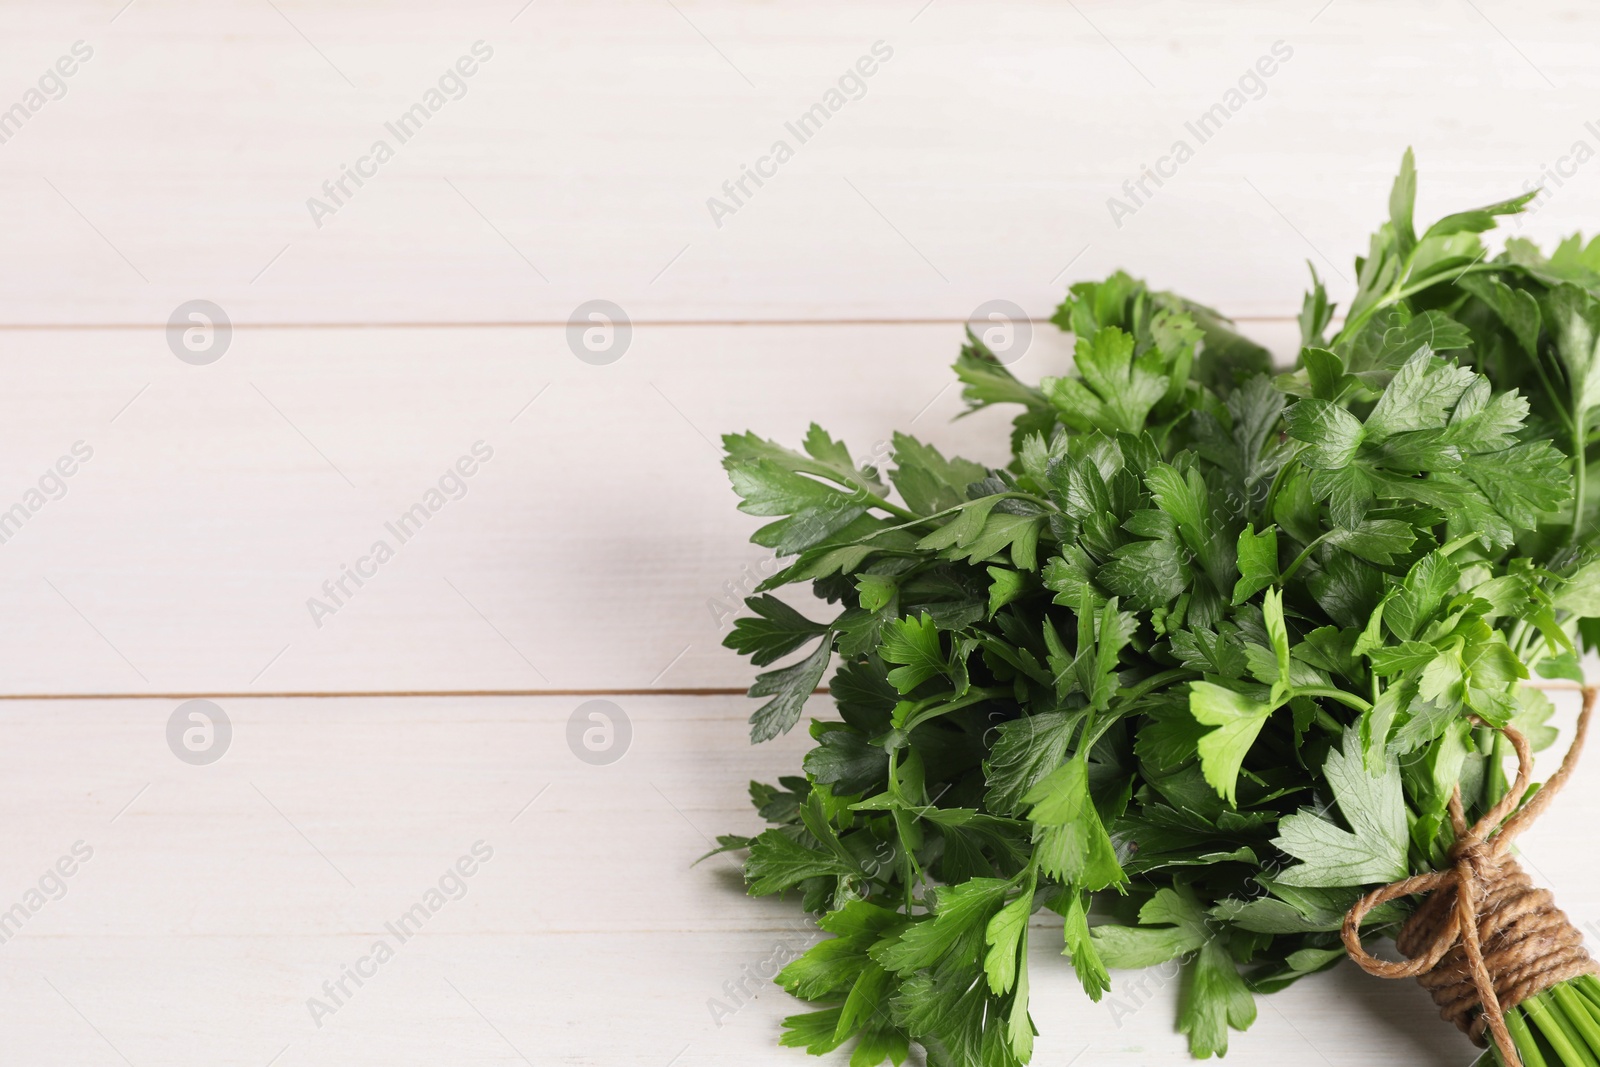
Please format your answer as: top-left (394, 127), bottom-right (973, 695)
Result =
top-left (713, 151), bottom-right (1600, 1066)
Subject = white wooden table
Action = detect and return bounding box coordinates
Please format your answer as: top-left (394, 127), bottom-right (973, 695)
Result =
top-left (3, 2), bottom-right (1600, 1063)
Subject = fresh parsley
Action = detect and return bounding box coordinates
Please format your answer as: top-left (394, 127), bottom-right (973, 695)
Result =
top-left (714, 151), bottom-right (1600, 1066)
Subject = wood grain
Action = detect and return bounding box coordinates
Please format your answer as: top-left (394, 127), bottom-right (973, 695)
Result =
top-left (7, 1), bottom-right (1600, 1064)
top-left (1, 693), bottom-right (1596, 1065)
top-left (0, 1), bottom-right (1596, 325)
top-left (0, 319), bottom-right (1295, 695)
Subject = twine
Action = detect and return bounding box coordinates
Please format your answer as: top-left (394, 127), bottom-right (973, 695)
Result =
top-left (1340, 686), bottom-right (1598, 1067)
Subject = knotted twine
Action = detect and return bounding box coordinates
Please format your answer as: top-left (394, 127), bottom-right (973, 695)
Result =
top-left (1341, 686), bottom-right (1598, 1067)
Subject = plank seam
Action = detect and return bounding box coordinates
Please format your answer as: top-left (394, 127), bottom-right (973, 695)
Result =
top-left (0, 682), bottom-right (1585, 700)
top-left (0, 687), bottom-right (786, 700)
top-left (0, 317), bottom-right (1302, 331)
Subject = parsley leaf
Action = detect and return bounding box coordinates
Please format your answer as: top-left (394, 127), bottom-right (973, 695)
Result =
top-left (1274, 731), bottom-right (1409, 887)
top-left (747, 638), bottom-right (832, 742)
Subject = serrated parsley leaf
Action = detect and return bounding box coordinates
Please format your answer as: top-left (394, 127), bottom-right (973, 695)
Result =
top-left (955, 334), bottom-right (1051, 411)
top-left (747, 638), bottom-right (832, 743)
top-left (1323, 518), bottom-right (1416, 565)
top-left (1540, 283), bottom-right (1600, 419)
top-left (746, 828), bottom-right (858, 894)
top-left (876, 877), bottom-right (1006, 973)
top-left (724, 595), bottom-right (831, 666)
top-left (1044, 327), bottom-right (1172, 435)
top-left (1146, 463), bottom-right (1230, 592)
top-left (983, 887), bottom-right (1032, 995)
top-left (1467, 441), bottom-right (1570, 528)
top-left (879, 613), bottom-right (948, 694)
top-left (1232, 524), bottom-right (1278, 605)
top-left (779, 1008), bottom-right (849, 1055)
top-left (984, 711), bottom-right (1081, 816)
top-left (1363, 348), bottom-right (1477, 438)
top-left (724, 426), bottom-right (883, 494)
top-left (1100, 536), bottom-right (1187, 609)
top-left (1285, 399), bottom-right (1364, 469)
top-left (1091, 886), bottom-right (1209, 968)
top-left (890, 432), bottom-right (988, 515)
top-left (1022, 759), bottom-right (1126, 890)
top-left (1060, 888), bottom-right (1111, 1001)
top-left (1180, 940), bottom-right (1257, 1059)
top-left (1170, 625), bottom-right (1249, 679)
top-left (1273, 731), bottom-right (1409, 887)
top-left (727, 460), bottom-right (868, 555)
top-left (1189, 682), bottom-right (1275, 806)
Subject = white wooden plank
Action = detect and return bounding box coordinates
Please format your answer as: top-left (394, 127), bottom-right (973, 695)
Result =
top-left (0, 1), bottom-right (1598, 323)
top-left (0, 932), bottom-right (1473, 1065)
top-left (5, 5), bottom-right (1600, 1065)
top-left (0, 319), bottom-right (1297, 695)
top-left (0, 692), bottom-right (1595, 1065)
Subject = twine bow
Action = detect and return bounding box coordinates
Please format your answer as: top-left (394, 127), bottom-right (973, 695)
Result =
top-left (1340, 686), bottom-right (1597, 1067)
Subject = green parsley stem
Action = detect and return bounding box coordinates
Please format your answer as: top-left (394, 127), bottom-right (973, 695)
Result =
top-left (900, 687), bottom-right (1010, 733)
top-left (1117, 669), bottom-right (1199, 708)
top-left (1333, 262), bottom-right (1500, 346)
top-left (1525, 991), bottom-right (1589, 1065)
top-left (1551, 983), bottom-right (1600, 1060)
top-left (865, 492), bottom-right (920, 523)
top-left (1531, 351), bottom-right (1576, 436)
top-left (1572, 415), bottom-right (1588, 547)
top-left (1293, 686), bottom-right (1373, 715)
top-left (884, 747), bottom-right (931, 910)
top-left (1078, 670), bottom-right (1202, 753)
top-left (1260, 450), bottom-right (1304, 526)
top-left (858, 492), bottom-right (1058, 541)
top-left (801, 465), bottom-right (924, 523)
top-left (1278, 531), bottom-right (1333, 586)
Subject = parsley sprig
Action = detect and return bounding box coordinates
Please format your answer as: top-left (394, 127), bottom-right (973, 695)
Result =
top-left (714, 151), bottom-right (1600, 1067)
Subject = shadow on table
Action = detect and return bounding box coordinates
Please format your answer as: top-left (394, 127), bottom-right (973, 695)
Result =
top-left (1317, 958), bottom-right (1482, 1066)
